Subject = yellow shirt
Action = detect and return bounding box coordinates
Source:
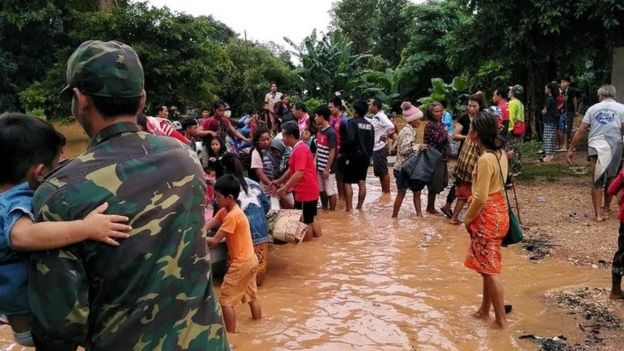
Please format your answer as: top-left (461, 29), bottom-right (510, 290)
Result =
top-left (508, 98), bottom-right (524, 131)
top-left (464, 151), bottom-right (508, 224)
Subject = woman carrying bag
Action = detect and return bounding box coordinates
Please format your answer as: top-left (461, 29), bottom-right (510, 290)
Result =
top-left (392, 102), bottom-right (426, 218)
top-left (463, 111), bottom-right (511, 329)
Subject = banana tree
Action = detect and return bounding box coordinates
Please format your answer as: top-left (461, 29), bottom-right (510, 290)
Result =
top-left (417, 76), bottom-right (469, 115)
top-left (348, 67), bottom-right (403, 107)
top-left (285, 30), bottom-right (371, 99)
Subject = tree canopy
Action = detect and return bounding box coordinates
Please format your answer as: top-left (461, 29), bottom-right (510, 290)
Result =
top-left (1, 0), bottom-right (622, 134)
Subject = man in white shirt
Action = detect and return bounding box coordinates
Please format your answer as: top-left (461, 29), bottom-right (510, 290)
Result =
top-left (265, 82), bottom-right (283, 129)
top-left (567, 84), bottom-right (624, 221)
top-left (367, 97), bottom-right (395, 194)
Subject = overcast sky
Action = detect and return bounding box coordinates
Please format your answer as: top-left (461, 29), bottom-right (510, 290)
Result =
top-left (146, 0), bottom-right (421, 48)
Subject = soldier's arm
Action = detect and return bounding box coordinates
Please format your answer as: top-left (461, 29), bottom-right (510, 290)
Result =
top-left (11, 203), bottom-right (131, 251)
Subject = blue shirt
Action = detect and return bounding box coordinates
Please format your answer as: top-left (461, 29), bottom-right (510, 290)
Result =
top-left (239, 178), bottom-right (271, 245)
top-left (442, 111), bottom-right (454, 133)
top-left (0, 182), bottom-right (34, 315)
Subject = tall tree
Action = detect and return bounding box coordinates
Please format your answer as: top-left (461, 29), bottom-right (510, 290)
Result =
top-left (330, 0), bottom-right (378, 54)
top-left (375, 0), bottom-right (412, 66)
top-left (398, 0), bottom-right (465, 100)
top-left (446, 0), bottom-right (622, 138)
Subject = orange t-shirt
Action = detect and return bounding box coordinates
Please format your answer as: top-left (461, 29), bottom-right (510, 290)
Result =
top-left (215, 205), bottom-right (255, 263)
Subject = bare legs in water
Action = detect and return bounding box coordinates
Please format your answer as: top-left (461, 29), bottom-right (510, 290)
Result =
top-left (392, 190), bottom-right (422, 218)
top-left (473, 273), bottom-right (508, 329)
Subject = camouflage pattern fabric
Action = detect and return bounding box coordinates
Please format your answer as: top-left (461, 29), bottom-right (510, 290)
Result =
top-left (59, 40), bottom-right (145, 101)
top-left (30, 123), bottom-right (229, 351)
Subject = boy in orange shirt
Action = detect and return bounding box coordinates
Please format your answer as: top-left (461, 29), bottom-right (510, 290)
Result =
top-left (206, 174), bottom-right (262, 332)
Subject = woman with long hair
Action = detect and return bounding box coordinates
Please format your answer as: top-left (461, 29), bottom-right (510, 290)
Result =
top-left (541, 81), bottom-right (560, 162)
top-left (424, 102), bottom-right (450, 214)
top-left (441, 94), bottom-right (487, 224)
top-left (463, 111), bottom-right (510, 329)
top-left (221, 153), bottom-right (271, 286)
top-left (249, 126), bottom-right (274, 187)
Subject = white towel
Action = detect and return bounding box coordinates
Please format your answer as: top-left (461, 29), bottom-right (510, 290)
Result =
top-left (588, 135), bottom-right (612, 182)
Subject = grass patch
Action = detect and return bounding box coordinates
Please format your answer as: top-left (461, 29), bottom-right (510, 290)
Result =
top-left (519, 140), bottom-right (543, 157)
top-left (518, 163), bottom-right (584, 181)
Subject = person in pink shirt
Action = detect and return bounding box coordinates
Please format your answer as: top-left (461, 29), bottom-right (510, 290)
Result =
top-left (493, 87), bottom-right (510, 137)
top-left (293, 103), bottom-right (309, 134)
top-left (273, 121), bottom-right (321, 240)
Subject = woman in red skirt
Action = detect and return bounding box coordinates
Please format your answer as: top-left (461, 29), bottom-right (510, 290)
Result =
top-left (463, 111), bottom-right (510, 329)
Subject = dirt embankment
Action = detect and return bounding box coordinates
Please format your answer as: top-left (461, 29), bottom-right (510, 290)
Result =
top-left (512, 154), bottom-right (623, 350)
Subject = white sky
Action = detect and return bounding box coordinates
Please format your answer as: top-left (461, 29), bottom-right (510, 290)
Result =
top-left (146, 0), bottom-right (422, 48)
top-left (146, 0), bottom-right (336, 48)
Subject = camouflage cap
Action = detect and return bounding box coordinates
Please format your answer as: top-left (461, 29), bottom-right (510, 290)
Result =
top-left (59, 40), bottom-right (144, 101)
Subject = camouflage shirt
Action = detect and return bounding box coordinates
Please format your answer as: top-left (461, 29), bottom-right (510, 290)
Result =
top-left (30, 123), bottom-right (229, 351)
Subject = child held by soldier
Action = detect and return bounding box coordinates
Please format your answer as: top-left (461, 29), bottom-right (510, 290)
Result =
top-left (0, 113), bottom-right (132, 346)
top-left (206, 174), bottom-right (262, 332)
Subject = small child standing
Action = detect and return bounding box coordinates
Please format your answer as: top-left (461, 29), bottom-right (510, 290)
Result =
top-left (607, 168), bottom-right (624, 300)
top-left (208, 137), bottom-right (228, 177)
top-left (206, 174), bottom-right (261, 333)
top-left (0, 113), bottom-right (131, 346)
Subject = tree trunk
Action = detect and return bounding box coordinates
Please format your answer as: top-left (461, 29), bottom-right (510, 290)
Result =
top-left (99, 0), bottom-right (117, 11)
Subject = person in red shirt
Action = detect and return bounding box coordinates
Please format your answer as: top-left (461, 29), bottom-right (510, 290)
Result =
top-left (197, 100), bottom-right (249, 145)
top-left (493, 88), bottom-right (510, 137)
top-left (273, 121), bottom-right (321, 240)
top-left (607, 168), bottom-right (624, 300)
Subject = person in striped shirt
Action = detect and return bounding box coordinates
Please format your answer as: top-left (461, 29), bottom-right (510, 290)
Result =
top-left (314, 105), bottom-right (338, 210)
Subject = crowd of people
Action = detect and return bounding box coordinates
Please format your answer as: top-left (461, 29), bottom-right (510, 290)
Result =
top-left (1, 39), bottom-right (624, 349)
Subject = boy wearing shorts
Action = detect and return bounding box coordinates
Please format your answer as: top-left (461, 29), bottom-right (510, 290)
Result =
top-left (342, 100), bottom-right (375, 212)
top-left (0, 113), bottom-right (131, 346)
top-left (313, 105), bottom-right (338, 211)
top-left (274, 121), bottom-right (321, 239)
top-left (206, 175), bottom-right (262, 332)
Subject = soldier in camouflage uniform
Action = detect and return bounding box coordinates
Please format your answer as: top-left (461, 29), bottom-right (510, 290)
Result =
top-left (29, 40), bottom-right (229, 350)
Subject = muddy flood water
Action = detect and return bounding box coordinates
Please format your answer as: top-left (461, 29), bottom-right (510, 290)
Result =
top-left (0, 123), bottom-right (612, 350)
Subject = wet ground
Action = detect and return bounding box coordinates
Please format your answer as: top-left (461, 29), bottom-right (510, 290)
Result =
top-left (1, 123), bottom-right (621, 350)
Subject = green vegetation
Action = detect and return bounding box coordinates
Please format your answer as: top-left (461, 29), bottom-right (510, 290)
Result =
top-left (1, 0), bottom-right (621, 123)
top-left (517, 163), bottom-right (585, 182)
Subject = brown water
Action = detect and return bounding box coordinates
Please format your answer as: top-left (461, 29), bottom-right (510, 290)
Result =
top-left (0, 123), bottom-right (610, 350)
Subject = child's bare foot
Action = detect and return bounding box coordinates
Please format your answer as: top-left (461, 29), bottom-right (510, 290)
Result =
top-left (449, 219), bottom-right (462, 225)
top-left (416, 212), bottom-right (423, 217)
top-left (609, 291), bottom-right (624, 300)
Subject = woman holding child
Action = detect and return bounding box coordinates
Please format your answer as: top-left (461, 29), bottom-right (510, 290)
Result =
top-left (463, 111), bottom-right (510, 329)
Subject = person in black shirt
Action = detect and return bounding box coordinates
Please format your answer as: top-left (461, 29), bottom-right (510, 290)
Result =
top-left (342, 99), bottom-right (375, 212)
top-left (560, 78), bottom-right (580, 150)
top-left (542, 82), bottom-right (560, 162)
